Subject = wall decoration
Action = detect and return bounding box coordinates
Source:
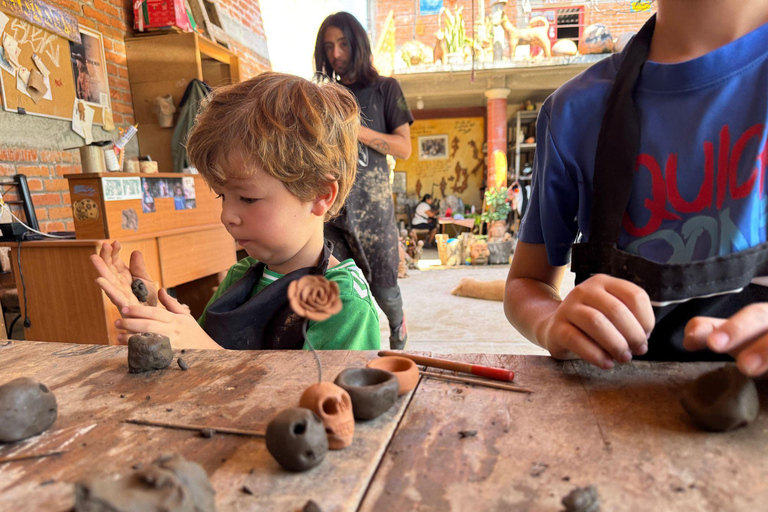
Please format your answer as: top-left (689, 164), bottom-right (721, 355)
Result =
top-left (418, 134), bottom-right (449, 160)
top-left (102, 177), bottom-right (141, 201)
top-left (68, 26), bottom-right (110, 107)
top-left (73, 198), bottom-right (99, 221)
top-left (0, 0), bottom-right (81, 43)
top-left (141, 178), bottom-right (156, 213)
top-left (419, 0), bottom-right (443, 16)
top-left (399, 117), bottom-right (485, 209)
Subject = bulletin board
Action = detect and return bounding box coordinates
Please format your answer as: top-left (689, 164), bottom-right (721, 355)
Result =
top-left (0, 16), bottom-right (107, 125)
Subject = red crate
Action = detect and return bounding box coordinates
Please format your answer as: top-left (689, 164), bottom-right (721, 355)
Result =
top-left (134, 0), bottom-right (192, 32)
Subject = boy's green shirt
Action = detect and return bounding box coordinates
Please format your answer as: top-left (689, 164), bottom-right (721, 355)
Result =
top-left (198, 257), bottom-right (381, 350)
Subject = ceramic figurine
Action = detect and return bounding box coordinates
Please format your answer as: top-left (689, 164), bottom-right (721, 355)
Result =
top-left (299, 382), bottom-right (355, 450)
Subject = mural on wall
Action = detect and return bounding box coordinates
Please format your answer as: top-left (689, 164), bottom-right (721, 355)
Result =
top-left (398, 117), bottom-right (485, 209)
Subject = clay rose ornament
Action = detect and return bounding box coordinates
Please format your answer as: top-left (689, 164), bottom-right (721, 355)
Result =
top-left (287, 275), bottom-right (342, 322)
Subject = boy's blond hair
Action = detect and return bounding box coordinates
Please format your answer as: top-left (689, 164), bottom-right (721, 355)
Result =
top-left (187, 72), bottom-right (359, 219)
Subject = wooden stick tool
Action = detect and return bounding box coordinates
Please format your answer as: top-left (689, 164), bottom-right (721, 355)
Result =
top-left (125, 419), bottom-right (265, 438)
top-left (378, 351), bottom-right (515, 382)
top-left (420, 370), bottom-right (532, 393)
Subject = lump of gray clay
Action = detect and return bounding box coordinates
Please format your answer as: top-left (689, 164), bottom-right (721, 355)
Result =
top-left (128, 333), bottom-right (173, 373)
top-left (681, 365), bottom-right (760, 432)
top-left (266, 408), bottom-right (328, 472)
top-left (0, 377), bottom-right (57, 443)
top-left (562, 485), bottom-right (600, 512)
top-left (334, 368), bottom-right (399, 421)
top-left (131, 278), bottom-right (149, 303)
top-left (74, 453), bottom-right (214, 512)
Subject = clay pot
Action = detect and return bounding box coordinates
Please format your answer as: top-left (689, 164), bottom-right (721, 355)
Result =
top-left (488, 240), bottom-right (514, 265)
top-left (299, 382), bottom-right (354, 449)
top-left (366, 357), bottom-right (419, 396)
top-left (265, 407), bottom-right (329, 472)
top-left (334, 368), bottom-right (399, 421)
top-left (127, 333), bottom-right (173, 373)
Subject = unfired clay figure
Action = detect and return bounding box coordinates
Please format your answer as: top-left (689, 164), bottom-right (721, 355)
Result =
top-left (299, 382), bottom-right (354, 450)
top-left (265, 408), bottom-right (329, 472)
top-left (0, 377), bottom-right (57, 443)
top-left (128, 333), bottom-right (173, 373)
top-left (681, 365), bottom-right (760, 432)
top-left (74, 453), bottom-right (214, 512)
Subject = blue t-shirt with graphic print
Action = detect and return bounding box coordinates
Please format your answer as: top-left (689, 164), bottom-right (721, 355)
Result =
top-left (519, 22), bottom-right (768, 273)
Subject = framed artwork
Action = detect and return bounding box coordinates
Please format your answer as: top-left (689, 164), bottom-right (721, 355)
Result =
top-left (418, 135), bottom-right (449, 160)
top-left (68, 26), bottom-right (111, 109)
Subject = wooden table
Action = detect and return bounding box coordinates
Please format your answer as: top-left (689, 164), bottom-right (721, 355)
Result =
top-left (438, 217), bottom-right (476, 238)
top-left (1, 341), bottom-right (767, 511)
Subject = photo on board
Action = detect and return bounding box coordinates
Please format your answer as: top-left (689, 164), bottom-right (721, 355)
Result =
top-left (68, 27), bottom-right (110, 107)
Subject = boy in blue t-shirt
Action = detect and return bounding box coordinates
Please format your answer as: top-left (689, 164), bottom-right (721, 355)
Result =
top-left (91, 73), bottom-right (380, 351)
top-left (505, 2), bottom-right (768, 376)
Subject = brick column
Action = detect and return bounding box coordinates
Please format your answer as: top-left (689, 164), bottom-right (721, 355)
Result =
top-left (484, 88), bottom-right (510, 191)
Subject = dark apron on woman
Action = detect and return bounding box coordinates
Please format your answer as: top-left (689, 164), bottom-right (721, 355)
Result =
top-left (570, 15), bottom-right (768, 360)
top-left (202, 241), bottom-right (333, 350)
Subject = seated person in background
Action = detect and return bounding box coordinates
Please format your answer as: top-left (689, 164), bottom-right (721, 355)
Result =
top-left (90, 72), bottom-right (381, 351)
top-left (411, 194), bottom-right (437, 247)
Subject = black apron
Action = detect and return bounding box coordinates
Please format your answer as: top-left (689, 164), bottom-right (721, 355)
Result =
top-left (571, 15), bottom-right (768, 360)
top-left (202, 241), bottom-right (333, 350)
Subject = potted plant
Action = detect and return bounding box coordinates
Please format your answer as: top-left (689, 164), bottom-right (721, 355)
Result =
top-left (481, 187), bottom-right (514, 264)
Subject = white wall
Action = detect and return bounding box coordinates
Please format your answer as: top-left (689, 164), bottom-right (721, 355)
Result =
top-left (261, 0), bottom-right (369, 79)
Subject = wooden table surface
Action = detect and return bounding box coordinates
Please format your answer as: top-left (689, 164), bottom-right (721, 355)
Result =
top-left (1, 341), bottom-right (767, 512)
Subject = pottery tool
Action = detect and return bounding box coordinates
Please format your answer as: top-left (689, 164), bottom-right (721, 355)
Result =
top-left (0, 450), bottom-right (64, 464)
top-left (420, 371), bottom-right (533, 393)
top-left (125, 419), bottom-right (265, 438)
top-left (378, 351), bottom-right (515, 382)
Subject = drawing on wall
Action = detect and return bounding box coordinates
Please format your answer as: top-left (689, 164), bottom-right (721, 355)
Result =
top-left (450, 136), bottom-right (459, 158)
top-left (68, 27), bottom-right (110, 107)
top-left (418, 135), bottom-right (449, 160)
top-left (439, 176), bottom-right (447, 197)
top-left (468, 140), bottom-right (484, 175)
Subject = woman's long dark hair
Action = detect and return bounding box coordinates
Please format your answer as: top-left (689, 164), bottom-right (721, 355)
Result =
top-left (314, 12), bottom-right (379, 86)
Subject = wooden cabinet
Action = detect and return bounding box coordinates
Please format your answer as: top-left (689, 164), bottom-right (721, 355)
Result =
top-left (125, 33), bottom-right (240, 173)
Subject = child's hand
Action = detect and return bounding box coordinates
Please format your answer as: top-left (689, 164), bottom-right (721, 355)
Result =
top-left (90, 241), bottom-right (158, 310)
top-left (684, 304), bottom-right (768, 376)
top-left (537, 274), bottom-right (654, 369)
top-left (115, 289), bottom-right (222, 350)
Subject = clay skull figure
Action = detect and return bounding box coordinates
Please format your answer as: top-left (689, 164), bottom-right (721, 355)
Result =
top-left (470, 241), bottom-right (490, 265)
top-left (152, 94), bottom-right (176, 128)
top-left (299, 382), bottom-right (354, 450)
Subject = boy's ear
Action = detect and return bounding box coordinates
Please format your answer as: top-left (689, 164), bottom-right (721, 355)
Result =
top-left (310, 180), bottom-right (339, 217)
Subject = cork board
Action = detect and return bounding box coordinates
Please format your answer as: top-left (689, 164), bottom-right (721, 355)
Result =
top-left (0, 16), bottom-right (107, 124)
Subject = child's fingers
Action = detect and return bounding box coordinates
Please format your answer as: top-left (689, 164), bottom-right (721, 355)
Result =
top-left (705, 303), bottom-right (768, 354)
top-left (602, 278), bottom-right (655, 336)
top-left (582, 292), bottom-right (648, 356)
top-left (120, 304), bottom-right (174, 322)
top-left (552, 323), bottom-right (615, 370)
top-left (158, 288), bottom-right (190, 315)
top-left (568, 304), bottom-right (633, 363)
top-left (735, 334), bottom-right (768, 376)
top-left (95, 277), bottom-right (132, 310)
top-left (683, 316), bottom-right (724, 351)
top-left (115, 317), bottom-right (168, 335)
top-left (129, 250), bottom-right (153, 282)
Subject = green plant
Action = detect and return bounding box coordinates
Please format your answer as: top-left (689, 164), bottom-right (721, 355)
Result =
top-left (481, 187), bottom-right (512, 223)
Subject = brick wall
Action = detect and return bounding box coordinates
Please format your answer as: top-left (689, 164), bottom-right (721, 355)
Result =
top-left (372, 0), bottom-right (519, 50)
top-left (0, 0), bottom-right (270, 233)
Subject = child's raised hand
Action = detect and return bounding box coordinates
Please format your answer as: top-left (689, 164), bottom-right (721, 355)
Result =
top-left (115, 288), bottom-right (222, 350)
top-left (538, 274), bottom-right (654, 369)
top-left (90, 241), bottom-right (158, 310)
top-left (684, 304), bottom-right (768, 376)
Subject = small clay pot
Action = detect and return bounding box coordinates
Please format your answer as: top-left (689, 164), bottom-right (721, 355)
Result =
top-left (265, 407), bottom-right (328, 472)
top-left (366, 357), bottom-right (419, 396)
top-left (128, 333), bottom-right (173, 373)
top-left (334, 368), bottom-right (399, 421)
